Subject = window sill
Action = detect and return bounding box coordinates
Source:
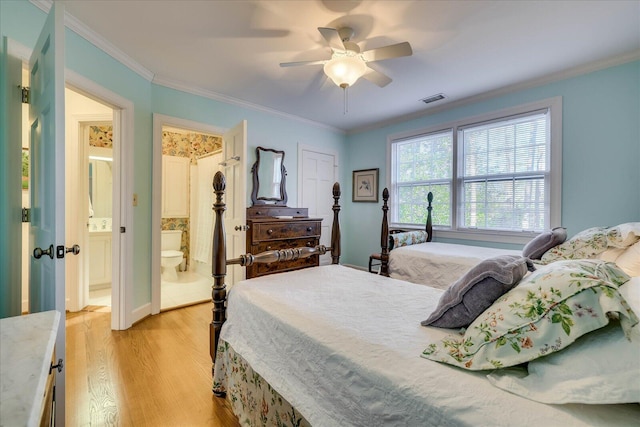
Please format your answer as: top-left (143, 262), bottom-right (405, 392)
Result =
top-left (390, 224), bottom-right (535, 245)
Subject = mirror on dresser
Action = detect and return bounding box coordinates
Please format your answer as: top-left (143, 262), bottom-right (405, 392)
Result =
top-left (250, 146), bottom-right (287, 206)
top-left (246, 147), bottom-right (323, 278)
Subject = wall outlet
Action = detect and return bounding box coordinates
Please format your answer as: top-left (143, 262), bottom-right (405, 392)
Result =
top-left (133, 193), bottom-right (138, 206)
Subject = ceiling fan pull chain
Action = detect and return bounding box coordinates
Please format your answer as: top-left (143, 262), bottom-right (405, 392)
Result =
top-left (343, 86), bottom-right (348, 115)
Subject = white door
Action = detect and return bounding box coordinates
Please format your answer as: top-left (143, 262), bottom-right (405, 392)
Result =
top-left (28, 2), bottom-right (67, 425)
top-left (0, 37), bottom-right (24, 318)
top-left (222, 120), bottom-right (247, 288)
top-left (299, 146), bottom-right (338, 264)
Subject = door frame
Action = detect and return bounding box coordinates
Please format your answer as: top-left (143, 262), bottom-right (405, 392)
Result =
top-left (151, 114), bottom-right (227, 315)
top-left (66, 70), bottom-right (134, 330)
top-left (67, 114), bottom-right (112, 314)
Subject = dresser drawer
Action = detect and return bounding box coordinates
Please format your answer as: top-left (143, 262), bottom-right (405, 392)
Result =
top-left (249, 238), bottom-right (319, 277)
top-left (252, 255), bottom-right (317, 277)
top-left (253, 237), bottom-right (318, 252)
top-left (252, 221), bottom-right (320, 242)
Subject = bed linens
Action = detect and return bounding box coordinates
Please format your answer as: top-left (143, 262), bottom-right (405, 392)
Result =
top-left (213, 265), bottom-right (640, 427)
top-left (388, 242), bottom-right (521, 289)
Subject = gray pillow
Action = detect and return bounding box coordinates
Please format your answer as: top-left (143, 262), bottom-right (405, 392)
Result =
top-left (422, 255), bottom-right (533, 329)
top-left (522, 227), bottom-right (567, 260)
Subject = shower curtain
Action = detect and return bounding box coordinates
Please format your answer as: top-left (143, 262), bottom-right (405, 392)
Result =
top-left (192, 153), bottom-right (222, 265)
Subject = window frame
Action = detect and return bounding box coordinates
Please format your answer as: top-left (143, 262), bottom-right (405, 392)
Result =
top-left (386, 97), bottom-right (562, 245)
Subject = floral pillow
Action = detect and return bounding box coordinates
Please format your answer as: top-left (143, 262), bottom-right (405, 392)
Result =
top-left (421, 260), bottom-right (636, 370)
top-left (539, 223), bottom-right (640, 265)
top-left (389, 230), bottom-right (428, 250)
top-left (486, 321), bottom-right (640, 404)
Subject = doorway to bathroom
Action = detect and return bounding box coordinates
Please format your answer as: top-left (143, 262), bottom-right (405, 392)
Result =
top-left (66, 89), bottom-right (116, 313)
top-left (159, 125), bottom-right (224, 310)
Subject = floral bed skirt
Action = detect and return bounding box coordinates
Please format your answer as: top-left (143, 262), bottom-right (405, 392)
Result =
top-left (213, 340), bottom-right (311, 427)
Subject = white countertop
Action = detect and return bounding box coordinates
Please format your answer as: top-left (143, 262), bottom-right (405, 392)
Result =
top-left (0, 310), bottom-right (61, 427)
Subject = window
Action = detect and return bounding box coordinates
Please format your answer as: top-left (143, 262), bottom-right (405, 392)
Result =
top-left (388, 98), bottom-right (561, 243)
top-left (391, 130), bottom-right (453, 227)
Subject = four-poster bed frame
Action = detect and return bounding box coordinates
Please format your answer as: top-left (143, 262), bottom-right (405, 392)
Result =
top-left (208, 171), bottom-right (342, 368)
top-left (378, 189), bottom-right (433, 276)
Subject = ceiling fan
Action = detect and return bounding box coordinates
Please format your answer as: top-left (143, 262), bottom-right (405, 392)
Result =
top-left (280, 26), bottom-right (412, 89)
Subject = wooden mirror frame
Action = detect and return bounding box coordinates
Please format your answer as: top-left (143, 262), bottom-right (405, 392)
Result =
top-left (250, 146), bottom-right (288, 206)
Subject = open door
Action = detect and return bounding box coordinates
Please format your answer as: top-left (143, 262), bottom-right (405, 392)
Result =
top-left (0, 37), bottom-right (23, 318)
top-left (28, 3), bottom-right (70, 425)
top-left (222, 120), bottom-right (247, 289)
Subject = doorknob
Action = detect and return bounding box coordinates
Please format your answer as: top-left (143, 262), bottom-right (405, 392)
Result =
top-left (66, 244), bottom-right (81, 255)
top-left (234, 225), bottom-right (249, 231)
top-left (33, 244), bottom-right (54, 259)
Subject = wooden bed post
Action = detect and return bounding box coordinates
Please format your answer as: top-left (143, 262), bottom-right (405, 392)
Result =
top-left (426, 191), bottom-right (433, 242)
top-left (331, 182), bottom-right (341, 264)
top-left (209, 175), bottom-right (342, 374)
top-left (380, 188), bottom-right (390, 276)
top-left (210, 171), bottom-right (227, 373)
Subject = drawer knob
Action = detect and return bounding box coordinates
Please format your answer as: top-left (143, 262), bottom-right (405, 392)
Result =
top-left (267, 229), bottom-right (273, 235)
top-left (266, 246), bottom-right (272, 251)
top-left (306, 242), bottom-right (312, 247)
top-left (306, 227), bottom-right (313, 232)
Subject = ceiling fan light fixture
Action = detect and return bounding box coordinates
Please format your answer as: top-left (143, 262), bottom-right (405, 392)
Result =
top-left (323, 54), bottom-right (367, 89)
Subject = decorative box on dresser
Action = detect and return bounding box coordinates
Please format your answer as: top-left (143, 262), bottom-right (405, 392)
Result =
top-left (246, 206), bottom-right (322, 279)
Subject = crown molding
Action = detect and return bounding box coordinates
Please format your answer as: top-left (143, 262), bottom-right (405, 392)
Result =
top-left (152, 75), bottom-right (345, 134)
top-left (348, 50), bottom-right (640, 135)
top-left (31, 0), bottom-right (154, 81)
top-left (29, 0), bottom-right (343, 135)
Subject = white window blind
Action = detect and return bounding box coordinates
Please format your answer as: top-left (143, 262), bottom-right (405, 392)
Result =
top-left (391, 130), bottom-right (452, 226)
top-left (459, 111), bottom-right (549, 232)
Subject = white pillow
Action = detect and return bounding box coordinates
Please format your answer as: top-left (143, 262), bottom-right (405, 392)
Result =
top-left (487, 279), bottom-right (640, 404)
top-left (616, 241), bottom-right (640, 277)
top-left (597, 247), bottom-right (625, 262)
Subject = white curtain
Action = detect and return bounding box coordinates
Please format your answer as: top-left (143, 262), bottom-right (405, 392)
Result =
top-left (192, 153), bottom-right (222, 264)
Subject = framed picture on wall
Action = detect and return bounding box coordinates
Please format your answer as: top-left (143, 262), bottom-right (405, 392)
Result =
top-left (352, 168), bottom-right (379, 203)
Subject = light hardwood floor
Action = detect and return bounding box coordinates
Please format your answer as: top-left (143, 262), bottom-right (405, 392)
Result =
top-left (66, 303), bottom-right (240, 426)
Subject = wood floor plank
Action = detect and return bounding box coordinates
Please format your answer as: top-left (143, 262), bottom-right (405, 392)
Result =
top-left (66, 303), bottom-right (239, 426)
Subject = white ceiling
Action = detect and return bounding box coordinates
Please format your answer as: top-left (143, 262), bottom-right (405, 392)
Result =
top-left (56, 0), bottom-right (640, 133)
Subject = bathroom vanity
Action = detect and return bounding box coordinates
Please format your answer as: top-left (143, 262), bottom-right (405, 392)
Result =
top-left (88, 221), bottom-right (112, 288)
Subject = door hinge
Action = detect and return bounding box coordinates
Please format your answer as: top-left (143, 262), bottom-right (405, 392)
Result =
top-left (22, 207), bottom-right (30, 223)
top-left (21, 86), bottom-right (30, 104)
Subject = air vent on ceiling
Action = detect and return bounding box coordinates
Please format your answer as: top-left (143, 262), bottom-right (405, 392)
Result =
top-left (420, 93), bottom-right (445, 104)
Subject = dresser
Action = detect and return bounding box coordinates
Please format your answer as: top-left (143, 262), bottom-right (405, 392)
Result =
top-left (246, 206), bottom-right (322, 279)
top-left (0, 310), bottom-right (61, 427)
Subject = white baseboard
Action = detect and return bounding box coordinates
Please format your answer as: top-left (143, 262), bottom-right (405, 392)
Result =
top-left (131, 302), bottom-right (151, 325)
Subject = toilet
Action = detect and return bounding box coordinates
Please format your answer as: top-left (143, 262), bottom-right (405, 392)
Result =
top-left (161, 230), bottom-right (184, 281)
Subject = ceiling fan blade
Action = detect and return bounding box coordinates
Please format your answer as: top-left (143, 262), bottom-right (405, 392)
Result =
top-left (279, 59), bottom-right (327, 67)
top-left (318, 27), bottom-right (345, 51)
top-left (362, 66), bottom-right (392, 87)
top-left (362, 42), bottom-right (412, 62)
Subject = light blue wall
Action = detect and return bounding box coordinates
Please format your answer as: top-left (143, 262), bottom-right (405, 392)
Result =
top-left (342, 61), bottom-right (640, 267)
top-left (2, 1), bottom-right (638, 304)
top-left (152, 85), bottom-right (347, 209)
top-left (1, 0), bottom-right (346, 309)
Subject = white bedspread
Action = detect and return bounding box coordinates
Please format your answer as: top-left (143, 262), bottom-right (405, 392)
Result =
top-left (218, 265), bottom-right (639, 427)
top-left (389, 242), bottom-right (521, 289)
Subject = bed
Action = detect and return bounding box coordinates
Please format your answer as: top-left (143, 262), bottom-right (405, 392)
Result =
top-left (379, 189), bottom-right (525, 289)
top-left (209, 172), bottom-right (640, 426)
